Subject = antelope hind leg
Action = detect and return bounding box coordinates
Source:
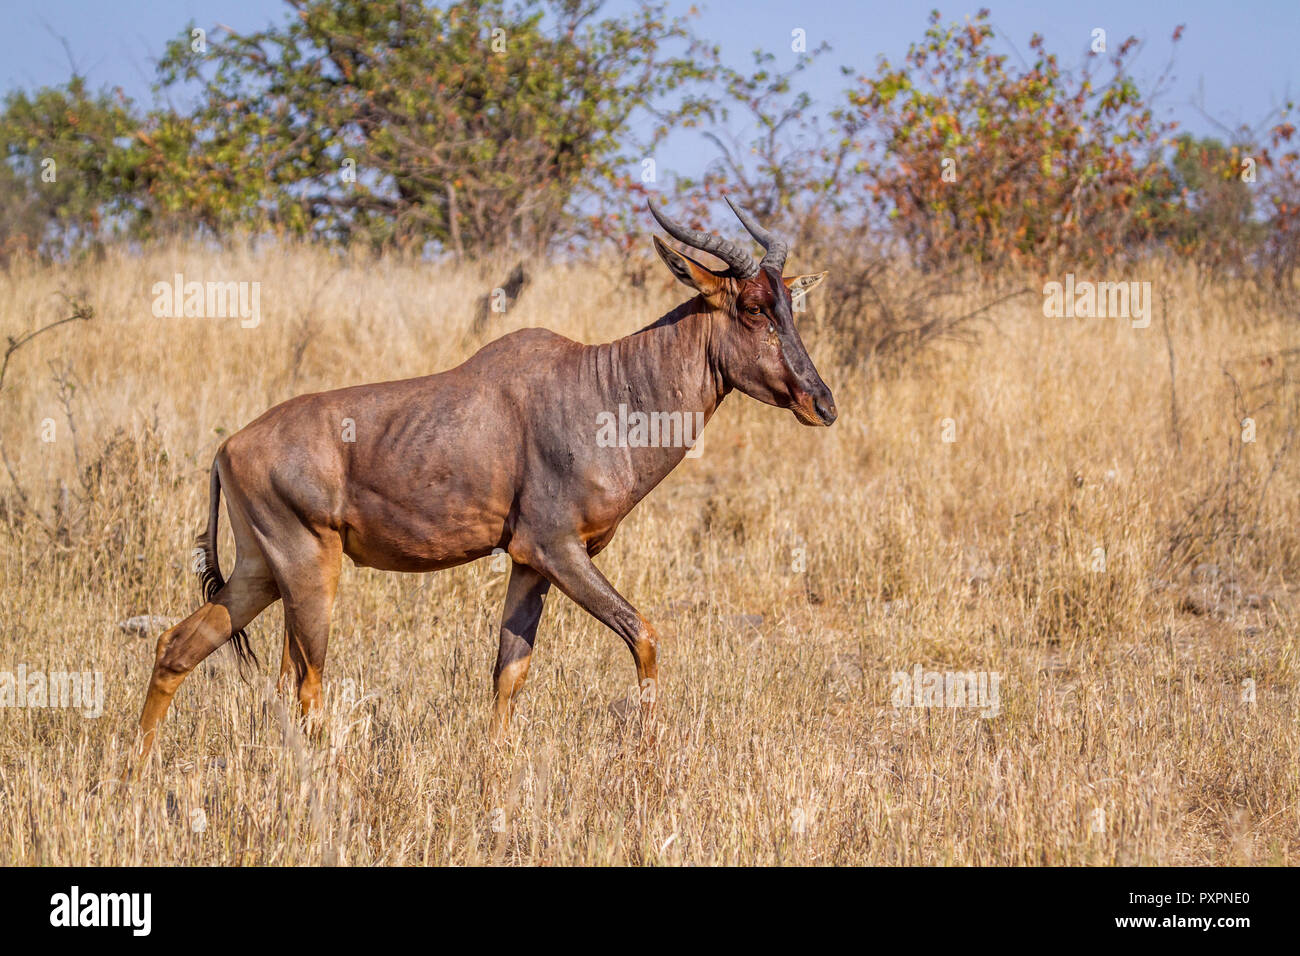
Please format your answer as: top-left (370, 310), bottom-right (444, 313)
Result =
top-left (129, 570), bottom-right (277, 776)
top-left (272, 533), bottom-right (343, 730)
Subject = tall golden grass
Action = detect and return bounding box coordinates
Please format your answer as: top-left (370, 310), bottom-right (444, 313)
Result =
top-left (0, 243), bottom-right (1295, 865)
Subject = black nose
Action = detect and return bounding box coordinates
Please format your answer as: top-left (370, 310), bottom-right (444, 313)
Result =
top-left (814, 395), bottom-right (837, 425)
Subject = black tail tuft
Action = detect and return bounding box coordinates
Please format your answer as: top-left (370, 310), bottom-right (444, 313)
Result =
top-left (198, 558), bottom-right (258, 673)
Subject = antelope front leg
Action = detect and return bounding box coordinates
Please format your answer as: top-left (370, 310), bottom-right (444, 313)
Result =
top-left (491, 562), bottom-right (551, 744)
top-left (531, 541), bottom-right (659, 722)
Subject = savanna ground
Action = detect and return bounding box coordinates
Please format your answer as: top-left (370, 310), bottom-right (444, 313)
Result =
top-left (0, 244), bottom-right (1296, 865)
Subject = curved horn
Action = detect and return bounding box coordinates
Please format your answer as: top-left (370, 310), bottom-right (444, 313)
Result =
top-left (725, 197), bottom-right (789, 274)
top-left (648, 200), bottom-right (758, 278)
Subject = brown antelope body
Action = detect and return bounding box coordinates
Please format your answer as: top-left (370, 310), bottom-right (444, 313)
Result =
top-left (130, 200), bottom-right (836, 769)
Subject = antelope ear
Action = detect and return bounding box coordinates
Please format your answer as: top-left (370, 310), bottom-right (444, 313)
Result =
top-left (783, 271), bottom-right (828, 295)
top-left (653, 235), bottom-right (726, 299)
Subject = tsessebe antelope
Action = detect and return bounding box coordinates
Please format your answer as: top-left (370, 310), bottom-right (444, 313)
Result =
top-left (129, 199), bottom-right (836, 769)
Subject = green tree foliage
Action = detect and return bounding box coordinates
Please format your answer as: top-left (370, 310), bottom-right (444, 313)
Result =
top-left (1161, 135), bottom-right (1263, 271)
top-left (0, 76), bottom-right (141, 258)
top-left (1259, 115), bottom-right (1299, 287)
top-left (0, 3), bottom-right (1296, 286)
top-left (839, 9), bottom-right (1179, 270)
top-left (145, 0), bottom-right (712, 254)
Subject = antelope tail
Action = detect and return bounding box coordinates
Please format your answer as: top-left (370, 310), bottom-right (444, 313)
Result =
top-left (196, 458), bottom-right (258, 670)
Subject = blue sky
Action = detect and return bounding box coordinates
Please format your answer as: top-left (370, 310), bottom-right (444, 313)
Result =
top-left (1, 0), bottom-right (1296, 181)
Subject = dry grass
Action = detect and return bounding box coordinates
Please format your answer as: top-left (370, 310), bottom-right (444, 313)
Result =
top-left (0, 243), bottom-right (1296, 865)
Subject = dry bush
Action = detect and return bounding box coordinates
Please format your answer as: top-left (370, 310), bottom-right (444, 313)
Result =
top-left (0, 243), bottom-right (1296, 865)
